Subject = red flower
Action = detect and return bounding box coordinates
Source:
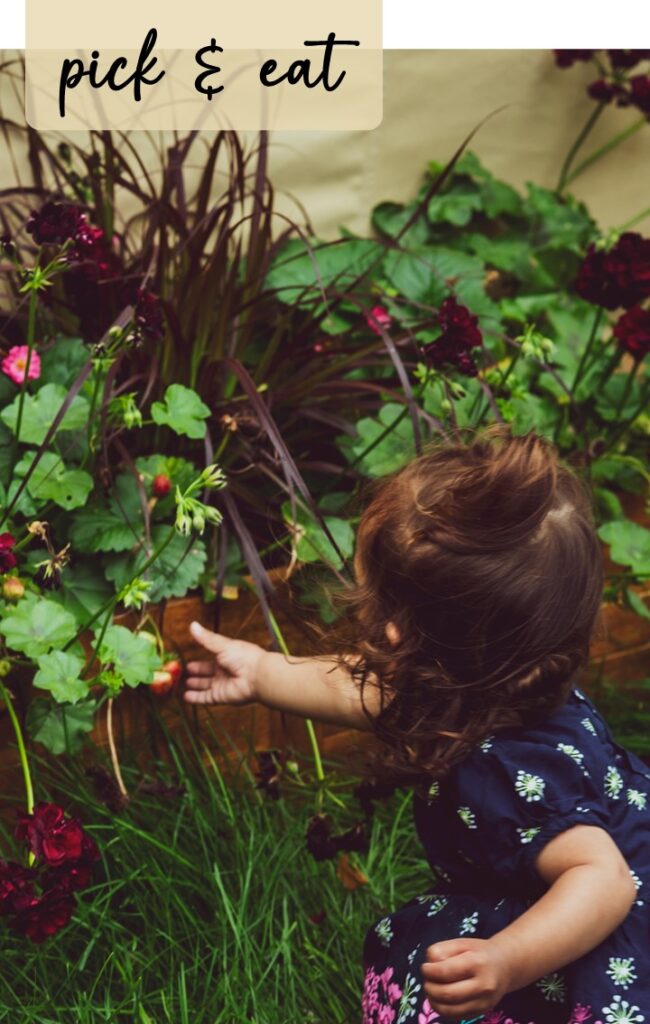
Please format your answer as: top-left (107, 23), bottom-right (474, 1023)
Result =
top-left (423, 296), bottom-right (483, 377)
top-left (15, 803), bottom-right (84, 867)
top-left (366, 305), bottom-right (392, 336)
top-left (613, 305), bottom-right (650, 360)
top-left (553, 50), bottom-right (594, 69)
top-left (26, 202), bottom-right (86, 246)
top-left (0, 861), bottom-right (36, 916)
top-left (587, 79), bottom-right (617, 103)
top-left (9, 884), bottom-right (75, 944)
top-left (607, 49), bottom-right (650, 70)
top-left (575, 233), bottom-right (650, 310)
top-left (0, 534), bottom-right (17, 574)
top-left (70, 223), bottom-right (117, 281)
top-left (42, 833), bottom-right (100, 893)
top-left (629, 75), bottom-right (650, 116)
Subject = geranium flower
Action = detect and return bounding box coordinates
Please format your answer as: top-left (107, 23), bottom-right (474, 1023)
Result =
top-left (553, 50), bottom-right (594, 68)
top-left (629, 75), bottom-right (650, 116)
top-left (423, 296), bottom-right (483, 376)
top-left (9, 884), bottom-right (75, 943)
top-left (42, 833), bottom-right (100, 892)
top-left (0, 534), bottom-right (17, 574)
top-left (253, 749), bottom-right (285, 800)
top-left (608, 50), bottom-right (650, 69)
top-left (26, 201), bottom-right (86, 246)
top-left (0, 861), bottom-right (36, 916)
top-left (1, 345), bottom-right (41, 385)
top-left (575, 233), bottom-right (650, 310)
top-left (306, 814), bottom-right (338, 861)
top-left (587, 79), bottom-right (618, 103)
top-left (134, 289), bottom-right (165, 342)
top-left (613, 305), bottom-right (650, 360)
top-left (15, 803), bottom-right (84, 867)
top-left (366, 305), bottom-right (392, 336)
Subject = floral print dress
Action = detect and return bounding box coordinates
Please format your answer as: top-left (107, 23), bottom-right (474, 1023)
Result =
top-left (361, 687), bottom-right (650, 1024)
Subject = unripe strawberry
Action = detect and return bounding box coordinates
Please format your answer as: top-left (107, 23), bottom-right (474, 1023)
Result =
top-left (150, 669), bottom-right (174, 695)
top-left (162, 659), bottom-right (182, 685)
top-left (2, 576), bottom-right (25, 601)
top-left (152, 474), bottom-right (171, 498)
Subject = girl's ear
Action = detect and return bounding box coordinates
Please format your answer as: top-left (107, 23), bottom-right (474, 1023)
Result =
top-left (385, 621), bottom-right (400, 647)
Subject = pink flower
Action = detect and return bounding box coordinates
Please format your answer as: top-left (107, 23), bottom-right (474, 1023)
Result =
top-left (1, 346), bottom-right (41, 385)
top-left (367, 305), bottom-right (392, 336)
top-left (418, 999), bottom-right (440, 1023)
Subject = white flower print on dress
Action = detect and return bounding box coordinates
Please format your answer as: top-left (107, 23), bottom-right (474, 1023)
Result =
top-left (626, 788), bottom-right (647, 811)
top-left (515, 770), bottom-right (546, 802)
top-left (607, 956), bottom-right (638, 990)
top-left (460, 912), bottom-right (479, 935)
top-left (374, 917), bottom-right (394, 947)
top-left (427, 780), bottom-right (440, 803)
top-left (557, 742), bottom-right (585, 768)
top-left (457, 806), bottom-right (477, 829)
top-left (573, 688), bottom-right (587, 701)
top-left (415, 893), bottom-right (438, 904)
top-left (605, 766), bottom-right (624, 799)
top-left (536, 971), bottom-right (566, 1002)
top-left (479, 735), bottom-right (494, 752)
top-left (629, 870), bottom-right (644, 906)
top-left (407, 946), bottom-right (419, 966)
top-left (581, 717), bottom-right (597, 735)
top-left (601, 994), bottom-right (645, 1023)
top-left (426, 897), bottom-right (449, 917)
top-left (396, 972), bottom-right (421, 1022)
top-left (517, 826), bottom-right (542, 844)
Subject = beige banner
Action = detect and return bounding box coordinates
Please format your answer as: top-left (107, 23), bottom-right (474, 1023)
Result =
top-left (26, 1), bottom-right (382, 130)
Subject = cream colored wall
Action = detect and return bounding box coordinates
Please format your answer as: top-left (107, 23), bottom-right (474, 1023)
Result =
top-left (1, 50), bottom-right (649, 238)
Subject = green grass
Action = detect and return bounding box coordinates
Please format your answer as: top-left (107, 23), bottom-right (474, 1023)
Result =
top-left (0, 723), bottom-right (433, 1023)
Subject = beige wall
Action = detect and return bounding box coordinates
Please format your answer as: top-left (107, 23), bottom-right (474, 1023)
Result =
top-left (2, 50), bottom-right (649, 238)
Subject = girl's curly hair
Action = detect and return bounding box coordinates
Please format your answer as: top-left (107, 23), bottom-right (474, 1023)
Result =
top-left (326, 423), bottom-right (605, 799)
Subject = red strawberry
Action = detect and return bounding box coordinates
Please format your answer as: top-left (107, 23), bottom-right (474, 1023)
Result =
top-left (152, 474), bottom-right (171, 498)
top-left (149, 669), bottom-right (174, 696)
top-left (163, 659), bottom-right (182, 685)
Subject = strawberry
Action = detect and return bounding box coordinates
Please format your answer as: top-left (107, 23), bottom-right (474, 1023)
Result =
top-left (149, 669), bottom-right (175, 696)
top-left (163, 659), bottom-right (182, 685)
top-left (152, 473), bottom-right (171, 498)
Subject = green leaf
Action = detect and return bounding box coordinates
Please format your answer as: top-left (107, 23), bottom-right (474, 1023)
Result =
top-left (371, 202), bottom-right (429, 246)
top-left (96, 624), bottom-right (160, 688)
top-left (594, 374), bottom-right (644, 422)
top-left (598, 519), bottom-right (650, 574)
top-left (50, 560), bottom-right (113, 626)
top-left (33, 650), bottom-right (89, 704)
top-left (266, 237), bottom-right (379, 307)
top-left (26, 697), bottom-right (96, 755)
top-left (104, 528), bottom-right (207, 602)
top-left (0, 383), bottom-right (90, 445)
top-left (342, 403), bottom-right (416, 478)
top-left (281, 502), bottom-right (355, 570)
top-left (427, 184), bottom-right (483, 227)
top-left (591, 454), bottom-right (649, 493)
top-left (39, 337), bottom-right (89, 388)
top-left (0, 596), bottom-right (78, 656)
top-left (524, 184), bottom-right (596, 253)
top-left (593, 486), bottom-right (625, 522)
top-left (465, 234), bottom-right (532, 275)
top-left (14, 450), bottom-right (93, 511)
top-left (135, 455), bottom-right (197, 519)
top-left (151, 385), bottom-right (210, 440)
top-left (70, 507), bottom-right (140, 554)
top-left (624, 588), bottom-right (650, 621)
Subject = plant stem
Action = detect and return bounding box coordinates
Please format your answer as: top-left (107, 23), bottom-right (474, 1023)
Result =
top-left (13, 285), bottom-right (39, 449)
top-left (106, 697), bottom-right (129, 800)
top-left (0, 679), bottom-right (35, 815)
top-left (614, 358), bottom-right (641, 418)
top-left (617, 205), bottom-right (650, 233)
top-left (564, 116), bottom-right (646, 190)
top-left (570, 308), bottom-right (604, 395)
top-left (556, 102), bottom-right (606, 194)
top-left (265, 607), bottom-right (325, 785)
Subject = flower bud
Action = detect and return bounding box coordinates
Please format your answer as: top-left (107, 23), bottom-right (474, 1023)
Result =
top-left (2, 577), bottom-right (25, 601)
top-left (0, 658), bottom-right (12, 677)
top-left (152, 474), bottom-right (172, 498)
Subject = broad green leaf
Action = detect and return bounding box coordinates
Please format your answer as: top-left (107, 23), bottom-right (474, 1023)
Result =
top-left (594, 375), bottom-right (644, 422)
top-left (70, 507), bottom-right (140, 554)
top-left (104, 528), bottom-right (207, 602)
top-left (14, 451), bottom-right (93, 510)
top-left (0, 382), bottom-right (89, 445)
top-left (0, 420), bottom-right (13, 488)
top-left (39, 337), bottom-right (89, 388)
top-left (342, 403), bottom-right (416, 478)
top-left (26, 697), bottom-right (96, 755)
top-left (281, 501), bottom-right (354, 570)
top-left (593, 486), bottom-right (625, 522)
top-left (427, 184), bottom-right (483, 227)
top-left (598, 519), bottom-right (650, 574)
top-left (591, 454), bottom-right (649, 493)
top-left (266, 237), bottom-right (379, 307)
top-left (151, 384), bottom-right (210, 440)
top-left (96, 624), bottom-right (160, 688)
top-left (135, 455), bottom-right (197, 519)
top-left (0, 596), bottom-right (77, 656)
top-left (371, 201), bottom-right (429, 246)
top-left (50, 560), bottom-right (113, 625)
top-left (625, 587), bottom-right (650, 621)
top-left (524, 184), bottom-right (596, 253)
top-left (33, 650), bottom-right (89, 704)
top-left (465, 234), bottom-right (532, 275)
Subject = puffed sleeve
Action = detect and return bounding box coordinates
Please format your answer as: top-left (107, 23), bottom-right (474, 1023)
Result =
top-left (449, 732), bottom-right (614, 888)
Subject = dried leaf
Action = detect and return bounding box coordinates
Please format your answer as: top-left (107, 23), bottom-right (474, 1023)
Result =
top-left (336, 852), bottom-right (368, 890)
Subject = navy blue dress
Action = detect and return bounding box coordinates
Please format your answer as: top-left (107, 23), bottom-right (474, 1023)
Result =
top-left (361, 687), bottom-right (650, 1024)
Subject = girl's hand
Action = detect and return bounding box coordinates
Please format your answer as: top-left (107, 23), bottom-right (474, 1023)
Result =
top-left (184, 622), bottom-right (264, 706)
top-left (419, 937), bottom-right (513, 1019)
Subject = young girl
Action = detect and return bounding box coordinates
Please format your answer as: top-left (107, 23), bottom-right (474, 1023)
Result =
top-left (185, 424), bottom-right (648, 1024)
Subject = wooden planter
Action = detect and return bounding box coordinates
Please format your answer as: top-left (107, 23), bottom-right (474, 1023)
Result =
top-left (1, 491), bottom-right (649, 804)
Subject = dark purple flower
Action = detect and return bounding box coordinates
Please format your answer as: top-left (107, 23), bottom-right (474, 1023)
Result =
top-left (26, 202), bottom-right (86, 247)
top-left (629, 75), bottom-right (650, 116)
top-left (134, 289), bottom-right (165, 342)
top-left (0, 861), bottom-right (36, 916)
top-left (306, 814), bottom-right (338, 861)
top-left (9, 884), bottom-right (75, 943)
top-left (613, 305), bottom-right (650, 360)
top-left (70, 223), bottom-right (117, 281)
top-left (607, 49), bottom-right (650, 70)
top-left (42, 834), bottom-right (100, 893)
top-left (423, 296), bottom-right (483, 377)
top-left (15, 803), bottom-right (85, 867)
top-left (587, 79), bottom-right (617, 103)
top-left (553, 50), bottom-right (595, 69)
top-left (0, 534), bottom-right (17, 574)
top-left (575, 233), bottom-right (650, 310)
top-left (253, 750), bottom-right (285, 800)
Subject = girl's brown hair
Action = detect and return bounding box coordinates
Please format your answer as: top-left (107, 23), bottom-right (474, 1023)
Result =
top-left (329, 423), bottom-right (605, 798)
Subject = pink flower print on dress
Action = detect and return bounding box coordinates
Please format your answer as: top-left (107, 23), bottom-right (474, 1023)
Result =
top-left (569, 1006), bottom-right (594, 1023)
top-left (377, 1007), bottom-right (396, 1024)
top-left (1, 345), bottom-right (41, 385)
top-left (417, 999), bottom-right (440, 1023)
top-left (481, 1014), bottom-right (506, 1024)
top-left (362, 967), bottom-right (381, 1022)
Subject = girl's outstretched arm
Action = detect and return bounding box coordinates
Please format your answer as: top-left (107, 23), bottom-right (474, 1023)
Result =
top-left (420, 824), bottom-right (637, 1019)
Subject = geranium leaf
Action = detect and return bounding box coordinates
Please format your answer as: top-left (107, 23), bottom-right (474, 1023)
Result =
top-left (69, 508), bottom-right (140, 554)
top-left (96, 624), bottom-right (160, 688)
top-left (104, 528), bottom-right (207, 602)
top-left (598, 520), bottom-right (650, 575)
top-left (341, 403), bottom-right (416, 478)
top-left (281, 501), bottom-right (354, 570)
top-left (151, 384), bottom-right (210, 440)
top-left (50, 560), bottom-right (113, 625)
top-left (33, 650), bottom-right (89, 704)
top-left (26, 697), bottom-right (96, 755)
top-left (39, 337), bottom-right (88, 388)
top-left (0, 596), bottom-right (78, 656)
top-left (15, 450), bottom-right (93, 510)
top-left (0, 382), bottom-right (89, 445)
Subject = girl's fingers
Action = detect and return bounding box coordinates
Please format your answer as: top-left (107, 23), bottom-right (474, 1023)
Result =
top-left (190, 622), bottom-right (231, 653)
top-left (420, 952), bottom-right (475, 984)
top-left (422, 978), bottom-right (481, 1006)
top-left (186, 660), bottom-right (216, 676)
top-left (183, 688), bottom-right (217, 704)
top-left (185, 675), bottom-right (214, 690)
